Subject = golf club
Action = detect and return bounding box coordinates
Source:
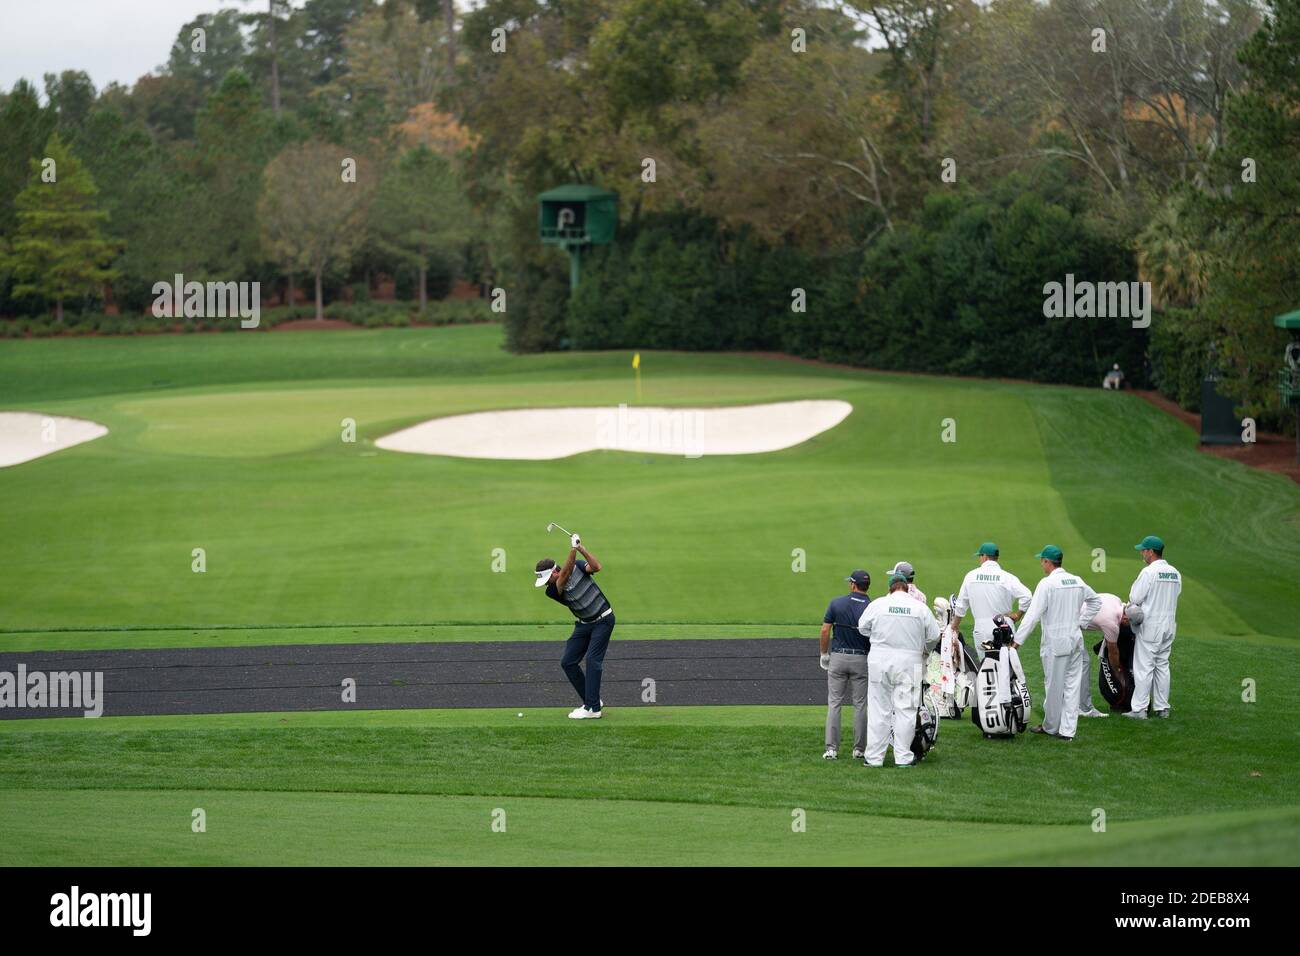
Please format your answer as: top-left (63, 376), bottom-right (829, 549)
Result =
top-left (546, 521), bottom-right (574, 537)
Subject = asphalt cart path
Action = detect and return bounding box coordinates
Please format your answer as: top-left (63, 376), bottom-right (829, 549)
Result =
top-left (0, 638), bottom-right (826, 718)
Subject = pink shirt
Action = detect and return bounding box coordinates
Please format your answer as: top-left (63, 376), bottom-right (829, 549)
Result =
top-left (1084, 592), bottom-right (1124, 643)
top-left (904, 583), bottom-right (927, 607)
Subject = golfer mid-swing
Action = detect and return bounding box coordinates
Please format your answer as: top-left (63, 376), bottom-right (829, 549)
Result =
top-left (535, 533), bottom-right (614, 719)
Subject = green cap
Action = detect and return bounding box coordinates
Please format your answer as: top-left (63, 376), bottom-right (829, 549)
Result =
top-left (975, 542), bottom-right (999, 558)
top-left (890, 573), bottom-right (910, 586)
top-left (1135, 535), bottom-right (1164, 552)
top-left (1034, 545), bottom-right (1063, 562)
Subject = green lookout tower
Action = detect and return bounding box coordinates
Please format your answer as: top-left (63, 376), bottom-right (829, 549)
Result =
top-left (538, 184), bottom-right (618, 291)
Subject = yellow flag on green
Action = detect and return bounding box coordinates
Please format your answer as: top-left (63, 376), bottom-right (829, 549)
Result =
top-left (632, 353), bottom-right (640, 369)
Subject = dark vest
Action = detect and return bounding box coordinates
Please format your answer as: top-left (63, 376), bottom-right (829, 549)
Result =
top-left (547, 561), bottom-right (611, 622)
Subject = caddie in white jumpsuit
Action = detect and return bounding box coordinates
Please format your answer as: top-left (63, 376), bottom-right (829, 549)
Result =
top-left (857, 574), bottom-right (941, 767)
top-left (1124, 535), bottom-right (1182, 719)
top-left (1014, 545), bottom-right (1102, 741)
top-left (951, 542), bottom-right (1032, 660)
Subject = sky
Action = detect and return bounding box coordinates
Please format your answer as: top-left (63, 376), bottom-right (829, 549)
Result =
top-left (0, 0), bottom-right (295, 95)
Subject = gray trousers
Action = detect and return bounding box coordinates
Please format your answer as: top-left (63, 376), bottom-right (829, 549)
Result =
top-left (1079, 644), bottom-right (1096, 711)
top-left (826, 651), bottom-right (869, 751)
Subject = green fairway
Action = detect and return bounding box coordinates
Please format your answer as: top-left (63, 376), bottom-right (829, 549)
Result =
top-left (1, 323), bottom-right (1297, 865)
top-left (1, 324), bottom-right (1296, 640)
top-left (1, 705), bottom-right (1296, 866)
top-left (1, 703), bottom-right (1293, 827)
top-left (4, 789), bottom-right (1296, 867)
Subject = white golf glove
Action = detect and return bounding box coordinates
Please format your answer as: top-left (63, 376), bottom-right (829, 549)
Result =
top-left (819, 653), bottom-right (831, 671)
top-left (570, 533), bottom-right (581, 549)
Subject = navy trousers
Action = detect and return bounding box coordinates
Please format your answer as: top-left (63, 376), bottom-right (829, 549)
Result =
top-left (560, 614), bottom-right (615, 712)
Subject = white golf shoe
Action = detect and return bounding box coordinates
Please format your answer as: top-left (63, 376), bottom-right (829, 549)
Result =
top-left (568, 706), bottom-right (602, 719)
top-left (1122, 710), bottom-right (1148, 720)
top-left (1080, 707), bottom-right (1109, 718)
top-left (822, 747), bottom-right (838, 760)
top-left (852, 748), bottom-right (865, 759)
top-left (1155, 709), bottom-right (1170, 719)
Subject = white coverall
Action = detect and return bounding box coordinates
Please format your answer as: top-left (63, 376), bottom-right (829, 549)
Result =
top-left (1015, 567), bottom-right (1103, 739)
top-left (953, 561), bottom-right (1033, 660)
top-left (1127, 559), bottom-right (1182, 713)
top-left (857, 590), bottom-right (941, 766)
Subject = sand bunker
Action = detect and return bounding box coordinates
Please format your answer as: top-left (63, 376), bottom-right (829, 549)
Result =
top-left (0, 412), bottom-right (109, 467)
top-left (375, 400), bottom-right (852, 460)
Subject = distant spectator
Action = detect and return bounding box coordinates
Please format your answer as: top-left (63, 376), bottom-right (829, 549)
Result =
top-left (1103, 364), bottom-right (1125, 390)
top-left (884, 561), bottom-right (926, 607)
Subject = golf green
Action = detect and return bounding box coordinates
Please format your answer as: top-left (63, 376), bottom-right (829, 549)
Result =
top-left (1, 323), bottom-right (1296, 865)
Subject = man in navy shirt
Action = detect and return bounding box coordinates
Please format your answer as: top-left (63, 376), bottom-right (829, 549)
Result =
top-left (819, 570), bottom-right (872, 759)
top-left (535, 532), bottom-right (614, 720)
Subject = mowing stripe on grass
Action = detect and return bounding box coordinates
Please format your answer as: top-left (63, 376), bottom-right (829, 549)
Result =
top-left (0, 623), bottom-right (807, 652)
top-left (2, 791), bottom-right (1296, 866)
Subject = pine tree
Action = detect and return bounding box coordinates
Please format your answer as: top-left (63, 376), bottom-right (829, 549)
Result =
top-left (1192, 0), bottom-right (1300, 421)
top-left (372, 147), bottom-right (473, 314)
top-left (1, 133), bottom-right (118, 322)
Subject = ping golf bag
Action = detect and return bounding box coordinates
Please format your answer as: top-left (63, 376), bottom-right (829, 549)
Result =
top-left (971, 616), bottom-right (1032, 738)
top-left (911, 693), bottom-right (941, 762)
top-left (1095, 619), bottom-right (1137, 712)
top-left (926, 596), bottom-right (979, 719)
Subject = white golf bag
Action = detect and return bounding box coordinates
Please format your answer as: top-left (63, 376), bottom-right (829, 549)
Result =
top-left (926, 596), bottom-right (978, 719)
top-left (970, 616), bottom-right (1031, 737)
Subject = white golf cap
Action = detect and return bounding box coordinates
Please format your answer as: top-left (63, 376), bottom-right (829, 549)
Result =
top-left (534, 567), bottom-right (554, 588)
top-left (885, 561), bottom-right (915, 579)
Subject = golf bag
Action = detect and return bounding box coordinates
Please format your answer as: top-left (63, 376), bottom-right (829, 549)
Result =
top-left (1095, 620), bottom-right (1137, 712)
top-left (926, 596), bottom-right (979, 719)
top-left (971, 616), bottom-right (1032, 738)
top-left (911, 693), bottom-right (941, 762)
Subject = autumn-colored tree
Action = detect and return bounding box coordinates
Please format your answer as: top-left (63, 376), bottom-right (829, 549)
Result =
top-left (396, 104), bottom-right (476, 154)
top-left (0, 133), bottom-right (118, 322)
top-left (320, 0), bottom-right (454, 131)
top-left (693, 24), bottom-right (897, 246)
top-left (258, 140), bottom-right (376, 320)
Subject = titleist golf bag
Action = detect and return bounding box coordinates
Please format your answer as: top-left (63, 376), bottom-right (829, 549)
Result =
top-left (1095, 619), bottom-right (1137, 712)
top-left (911, 693), bottom-right (941, 762)
top-left (926, 596), bottom-right (979, 719)
top-left (971, 616), bottom-right (1032, 738)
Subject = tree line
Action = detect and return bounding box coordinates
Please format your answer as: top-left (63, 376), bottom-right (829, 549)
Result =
top-left (0, 0), bottom-right (1295, 426)
top-left (0, 0), bottom-right (474, 326)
